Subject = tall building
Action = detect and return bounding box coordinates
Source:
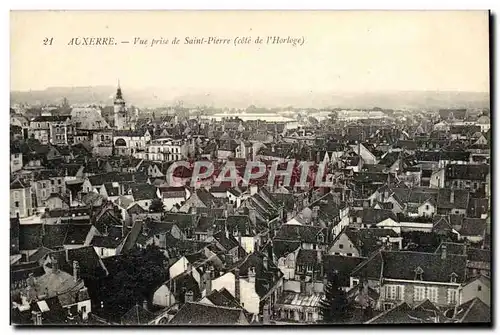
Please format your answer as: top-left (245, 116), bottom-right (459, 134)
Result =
top-left (114, 84), bottom-right (127, 130)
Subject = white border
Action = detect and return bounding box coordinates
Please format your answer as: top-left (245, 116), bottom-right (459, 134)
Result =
top-left (2, 2), bottom-right (498, 335)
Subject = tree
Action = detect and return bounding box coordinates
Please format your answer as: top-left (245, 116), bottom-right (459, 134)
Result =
top-left (95, 245), bottom-right (168, 322)
top-left (319, 272), bottom-right (351, 324)
top-left (149, 198), bottom-right (165, 213)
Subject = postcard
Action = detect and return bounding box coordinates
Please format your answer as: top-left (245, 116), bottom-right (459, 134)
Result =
top-left (10, 10), bottom-right (491, 326)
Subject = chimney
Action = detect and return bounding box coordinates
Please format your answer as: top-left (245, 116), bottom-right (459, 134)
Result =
top-left (142, 299), bottom-right (148, 311)
top-left (441, 244), bottom-right (447, 260)
top-left (205, 266), bottom-right (214, 295)
top-left (186, 261), bottom-right (192, 275)
top-left (65, 248), bottom-right (69, 262)
top-left (73, 260), bottom-right (80, 282)
top-left (450, 191), bottom-right (455, 204)
top-left (263, 255), bottom-right (268, 270)
top-left (463, 241), bottom-right (468, 256)
top-left (317, 250), bottom-right (323, 278)
top-left (235, 268), bottom-right (241, 303)
top-left (249, 267), bottom-right (256, 283)
top-left (185, 290), bottom-right (194, 303)
top-left (300, 274), bottom-right (306, 293)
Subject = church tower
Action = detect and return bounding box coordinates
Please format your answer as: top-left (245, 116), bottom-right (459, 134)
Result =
top-left (114, 82), bottom-right (127, 130)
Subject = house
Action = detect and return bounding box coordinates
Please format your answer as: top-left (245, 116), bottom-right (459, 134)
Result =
top-left (125, 183), bottom-right (159, 211)
top-left (44, 193), bottom-right (69, 211)
top-left (444, 164), bottom-right (490, 191)
top-left (365, 300), bottom-right (444, 324)
top-left (12, 256), bottom-right (92, 321)
top-left (351, 246), bottom-right (467, 311)
top-left (447, 297), bottom-right (491, 323)
top-left (157, 186), bottom-right (190, 211)
top-left (274, 224), bottom-right (328, 252)
top-left (211, 252), bottom-right (284, 322)
top-left (328, 228), bottom-right (402, 257)
top-left (459, 275), bottom-right (490, 307)
top-left (475, 115), bottom-right (490, 132)
top-left (152, 272), bottom-right (202, 309)
top-left (456, 218), bottom-right (487, 243)
top-left (170, 302), bottom-right (249, 325)
top-left (113, 129), bottom-right (151, 156)
top-left (120, 303), bottom-right (155, 325)
top-left (436, 189), bottom-right (470, 215)
top-left (91, 235), bottom-right (123, 258)
top-left (10, 178), bottom-right (34, 218)
top-left (274, 291), bottom-right (324, 323)
top-left (11, 150), bottom-right (23, 173)
top-left (178, 189), bottom-right (221, 213)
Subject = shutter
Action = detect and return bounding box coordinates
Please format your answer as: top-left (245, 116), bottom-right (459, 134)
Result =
top-left (399, 285), bottom-right (405, 301)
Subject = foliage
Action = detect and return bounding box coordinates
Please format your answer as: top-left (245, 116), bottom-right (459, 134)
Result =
top-left (95, 245), bottom-right (168, 321)
top-left (319, 272), bottom-right (352, 324)
top-left (149, 198), bottom-right (165, 213)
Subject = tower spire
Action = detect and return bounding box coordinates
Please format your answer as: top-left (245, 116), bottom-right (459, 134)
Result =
top-left (115, 80), bottom-right (123, 101)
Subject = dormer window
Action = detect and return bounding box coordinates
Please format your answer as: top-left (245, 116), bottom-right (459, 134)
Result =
top-left (450, 272), bottom-right (458, 283)
top-left (317, 233), bottom-right (324, 243)
top-left (414, 266), bottom-right (424, 281)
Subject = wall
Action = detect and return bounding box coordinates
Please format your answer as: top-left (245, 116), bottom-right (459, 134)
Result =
top-left (380, 280), bottom-right (461, 309)
top-left (417, 202), bottom-right (436, 217)
top-left (328, 233), bottom-right (360, 257)
top-left (153, 284), bottom-right (176, 308)
top-left (211, 272), bottom-right (261, 315)
top-left (460, 279), bottom-right (490, 306)
top-left (430, 169), bottom-right (445, 188)
top-left (11, 153), bottom-right (23, 172)
top-left (93, 246), bottom-right (117, 258)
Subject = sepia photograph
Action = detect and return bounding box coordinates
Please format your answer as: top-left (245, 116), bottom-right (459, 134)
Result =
top-left (9, 10), bottom-right (491, 326)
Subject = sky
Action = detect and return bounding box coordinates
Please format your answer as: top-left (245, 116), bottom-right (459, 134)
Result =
top-left (10, 11), bottom-right (490, 93)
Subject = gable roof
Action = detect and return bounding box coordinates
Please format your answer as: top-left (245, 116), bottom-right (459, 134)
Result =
top-left (352, 250), bottom-right (467, 283)
top-left (120, 303), bottom-right (155, 325)
top-left (453, 298), bottom-right (491, 323)
top-left (169, 302), bottom-right (246, 325)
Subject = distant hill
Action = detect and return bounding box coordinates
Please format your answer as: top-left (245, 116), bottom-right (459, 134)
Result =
top-left (10, 86), bottom-right (490, 110)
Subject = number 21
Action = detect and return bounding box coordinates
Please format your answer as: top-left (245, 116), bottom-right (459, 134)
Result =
top-left (43, 37), bottom-right (53, 45)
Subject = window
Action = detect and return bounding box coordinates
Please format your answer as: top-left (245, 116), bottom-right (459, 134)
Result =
top-left (385, 285), bottom-right (404, 301)
top-left (384, 303), bottom-right (394, 311)
top-left (51, 180), bottom-right (55, 185)
top-left (15, 201), bottom-right (19, 208)
top-left (414, 286), bottom-right (426, 302)
top-left (478, 285), bottom-right (482, 292)
top-left (427, 287), bottom-right (438, 303)
top-left (307, 312), bottom-right (313, 321)
top-left (339, 244), bottom-right (344, 249)
top-left (425, 204), bottom-right (430, 210)
top-left (58, 179), bottom-right (61, 185)
top-left (352, 279), bottom-right (359, 286)
top-left (447, 289), bottom-right (458, 305)
top-left (81, 306), bottom-right (87, 314)
top-left (13, 192), bottom-right (19, 200)
top-left (347, 253), bottom-right (353, 256)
